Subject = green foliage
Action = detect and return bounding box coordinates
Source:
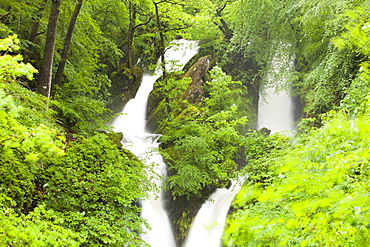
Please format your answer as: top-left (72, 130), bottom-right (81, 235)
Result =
top-left (166, 123), bottom-right (243, 198)
top-left (226, 0), bottom-right (277, 65)
top-left (0, 91), bottom-right (64, 210)
top-left (159, 67), bottom-right (251, 199)
top-left (295, 45), bottom-right (357, 116)
top-left (224, 108), bottom-right (370, 246)
top-left (0, 37), bottom-right (65, 212)
top-left (0, 35), bottom-right (37, 83)
top-left (333, 5), bottom-right (370, 57)
top-left (220, 0), bottom-right (365, 119)
top-left (0, 33), bottom-right (150, 246)
top-left (7, 0), bottom-right (370, 246)
top-left (175, 210), bottom-right (193, 242)
top-left (334, 6), bottom-right (370, 115)
top-left (0, 0), bottom-right (40, 39)
top-left (43, 134), bottom-right (149, 246)
top-left (242, 131), bottom-right (292, 188)
top-left (340, 61), bottom-right (370, 115)
top-left (204, 67), bottom-right (245, 114)
top-left (155, 75), bottom-right (192, 119)
top-left (52, 92), bottom-right (114, 136)
top-left (184, 0), bottom-right (226, 54)
top-left (221, 6), bottom-right (370, 242)
top-left (0, 82), bottom-right (150, 245)
top-left (284, 0), bottom-right (362, 117)
top-left (0, 202), bottom-right (84, 246)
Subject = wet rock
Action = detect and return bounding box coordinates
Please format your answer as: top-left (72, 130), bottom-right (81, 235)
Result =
top-left (183, 55), bottom-right (212, 103)
top-left (146, 55), bottom-right (212, 133)
top-left (258, 127), bottom-right (271, 136)
top-left (108, 65), bottom-right (143, 112)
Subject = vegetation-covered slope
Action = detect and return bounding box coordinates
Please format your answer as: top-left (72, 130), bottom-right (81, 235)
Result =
top-left (222, 1), bottom-right (370, 246)
top-left (0, 34), bottom-right (150, 246)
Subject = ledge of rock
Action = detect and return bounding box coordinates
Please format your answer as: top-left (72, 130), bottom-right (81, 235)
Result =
top-left (146, 55), bottom-right (212, 133)
top-left (183, 55), bottom-right (212, 103)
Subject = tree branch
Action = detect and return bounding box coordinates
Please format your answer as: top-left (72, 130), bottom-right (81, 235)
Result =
top-left (153, 0), bottom-right (177, 5)
top-left (163, 24), bottom-right (191, 32)
top-left (0, 11), bottom-right (11, 20)
top-left (133, 17), bottom-right (152, 31)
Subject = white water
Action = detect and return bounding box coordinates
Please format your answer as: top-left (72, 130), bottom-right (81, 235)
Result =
top-left (257, 88), bottom-right (294, 134)
top-left (110, 40), bottom-right (295, 247)
top-left (184, 180), bottom-right (243, 247)
top-left (111, 39), bottom-right (198, 247)
top-left (257, 44), bottom-right (295, 134)
top-left (184, 44), bottom-right (295, 247)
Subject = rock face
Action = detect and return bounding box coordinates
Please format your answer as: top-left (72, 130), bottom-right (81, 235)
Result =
top-left (146, 55), bottom-right (212, 133)
top-left (108, 65), bottom-right (143, 113)
top-left (183, 55), bottom-right (212, 103)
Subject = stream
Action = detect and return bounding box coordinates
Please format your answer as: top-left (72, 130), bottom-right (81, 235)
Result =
top-left (111, 40), bottom-right (295, 247)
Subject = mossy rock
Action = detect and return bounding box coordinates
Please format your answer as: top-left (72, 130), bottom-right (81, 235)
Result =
top-left (183, 55), bottom-right (212, 103)
top-left (146, 98), bottom-right (169, 133)
top-left (108, 132), bottom-right (124, 148)
top-left (146, 55), bottom-right (212, 134)
top-left (108, 65), bottom-right (143, 113)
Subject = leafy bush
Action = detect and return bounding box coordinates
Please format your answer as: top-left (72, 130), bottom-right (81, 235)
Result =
top-left (242, 131), bottom-right (292, 188)
top-left (53, 79), bottom-right (115, 136)
top-left (0, 201), bottom-right (84, 246)
top-left (0, 34), bottom-right (151, 246)
top-left (0, 35), bottom-right (37, 83)
top-left (42, 134), bottom-right (150, 246)
top-left (334, 6), bottom-right (370, 116)
top-left (159, 67), bottom-right (251, 199)
top-left (224, 109), bottom-right (370, 246)
top-left (0, 36), bottom-right (65, 212)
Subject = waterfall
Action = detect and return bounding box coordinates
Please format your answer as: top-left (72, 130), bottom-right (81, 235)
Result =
top-left (183, 180), bottom-right (243, 247)
top-left (184, 43), bottom-right (295, 247)
top-left (110, 39), bottom-right (294, 247)
top-left (257, 43), bottom-right (295, 134)
top-left (111, 39), bottom-right (198, 247)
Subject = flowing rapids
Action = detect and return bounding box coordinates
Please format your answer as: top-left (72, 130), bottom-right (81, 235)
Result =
top-left (111, 40), bottom-right (294, 247)
top-left (111, 40), bottom-right (198, 247)
top-left (184, 42), bottom-right (296, 247)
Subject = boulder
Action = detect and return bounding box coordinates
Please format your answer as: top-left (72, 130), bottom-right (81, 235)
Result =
top-left (183, 55), bottom-right (212, 103)
top-left (146, 55), bottom-right (212, 133)
top-left (108, 65), bottom-right (143, 112)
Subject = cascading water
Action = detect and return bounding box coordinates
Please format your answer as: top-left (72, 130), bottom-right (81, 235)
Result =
top-left (183, 180), bottom-right (243, 247)
top-left (184, 43), bottom-right (295, 247)
top-left (111, 39), bottom-right (198, 247)
top-left (110, 39), bottom-right (294, 247)
top-left (257, 43), bottom-right (295, 134)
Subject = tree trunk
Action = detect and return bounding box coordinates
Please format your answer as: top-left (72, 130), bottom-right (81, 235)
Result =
top-left (153, 1), bottom-right (166, 78)
top-left (38, 0), bottom-right (62, 97)
top-left (54, 0), bottom-right (83, 87)
top-left (127, 3), bottom-right (151, 70)
top-left (29, 0), bottom-right (48, 47)
top-left (127, 1), bottom-right (136, 70)
top-left (25, 0), bottom-right (48, 63)
top-left (215, 4), bottom-right (233, 42)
